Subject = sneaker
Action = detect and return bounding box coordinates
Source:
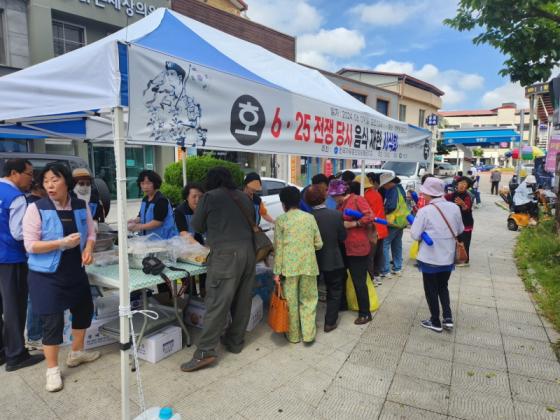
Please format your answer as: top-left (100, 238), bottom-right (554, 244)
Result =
top-left (420, 319), bottom-right (443, 333)
top-left (443, 318), bottom-right (454, 330)
top-left (456, 262), bottom-right (470, 267)
top-left (391, 270), bottom-right (402, 277)
top-left (46, 367), bottom-right (63, 392)
top-left (373, 278), bottom-right (383, 287)
top-left (66, 350), bottom-right (101, 368)
top-left (379, 273), bottom-right (387, 279)
top-left (26, 339), bottom-right (43, 351)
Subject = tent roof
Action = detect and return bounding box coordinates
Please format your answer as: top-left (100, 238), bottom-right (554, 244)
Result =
top-left (0, 8), bottom-right (385, 123)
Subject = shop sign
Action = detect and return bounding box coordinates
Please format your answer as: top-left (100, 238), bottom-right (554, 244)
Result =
top-left (127, 45), bottom-right (431, 162)
top-left (545, 135), bottom-right (560, 172)
top-left (78, 0), bottom-right (157, 17)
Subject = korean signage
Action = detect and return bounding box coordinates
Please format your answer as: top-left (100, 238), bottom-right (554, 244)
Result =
top-left (78, 0), bottom-right (157, 17)
top-left (545, 135), bottom-right (560, 173)
top-left (127, 46), bottom-right (431, 162)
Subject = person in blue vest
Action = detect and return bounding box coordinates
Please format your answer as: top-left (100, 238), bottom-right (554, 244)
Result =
top-left (22, 163), bottom-right (100, 392)
top-left (242, 172), bottom-right (275, 226)
top-left (0, 159), bottom-right (45, 372)
top-left (128, 170), bottom-right (178, 239)
top-left (174, 183), bottom-right (205, 245)
top-left (299, 173), bottom-right (337, 212)
top-left (71, 168), bottom-right (104, 223)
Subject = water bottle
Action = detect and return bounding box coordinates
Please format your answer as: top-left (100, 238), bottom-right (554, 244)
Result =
top-left (134, 407), bottom-right (181, 420)
top-left (406, 214), bottom-right (434, 246)
top-left (410, 191), bottom-right (419, 203)
top-left (343, 208), bottom-right (363, 219)
top-left (374, 218), bottom-right (388, 225)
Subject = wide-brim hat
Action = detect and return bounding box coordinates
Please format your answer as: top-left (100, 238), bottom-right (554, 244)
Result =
top-left (420, 177), bottom-right (445, 197)
top-left (379, 172), bottom-right (394, 187)
top-left (355, 175), bottom-right (373, 189)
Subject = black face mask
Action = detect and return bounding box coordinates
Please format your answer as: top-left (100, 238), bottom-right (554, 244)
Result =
top-left (142, 256), bottom-right (166, 275)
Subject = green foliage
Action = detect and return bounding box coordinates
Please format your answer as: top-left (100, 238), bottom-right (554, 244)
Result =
top-left (160, 183), bottom-right (182, 206)
top-left (515, 219), bottom-right (560, 333)
top-left (163, 154), bottom-right (244, 189)
top-left (445, 1), bottom-right (560, 85)
top-left (473, 148), bottom-right (484, 158)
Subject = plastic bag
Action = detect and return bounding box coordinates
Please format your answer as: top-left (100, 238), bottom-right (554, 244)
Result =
top-left (127, 234), bottom-right (174, 269)
top-left (346, 271), bottom-right (379, 312)
top-left (169, 236), bottom-right (210, 265)
top-left (409, 240), bottom-right (420, 260)
top-left (93, 249), bottom-right (119, 266)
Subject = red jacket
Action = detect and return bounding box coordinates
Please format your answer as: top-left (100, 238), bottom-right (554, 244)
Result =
top-left (339, 194), bottom-right (374, 256)
top-left (364, 189), bottom-right (388, 240)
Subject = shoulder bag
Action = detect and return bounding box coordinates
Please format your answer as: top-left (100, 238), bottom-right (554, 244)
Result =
top-left (430, 204), bottom-right (468, 264)
top-left (227, 190), bottom-right (274, 262)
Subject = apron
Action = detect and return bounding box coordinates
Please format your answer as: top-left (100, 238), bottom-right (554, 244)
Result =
top-left (28, 209), bottom-right (91, 315)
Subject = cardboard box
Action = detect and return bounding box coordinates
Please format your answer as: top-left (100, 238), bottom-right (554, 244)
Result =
top-left (246, 295), bottom-right (263, 332)
top-left (184, 297), bottom-right (232, 330)
top-left (83, 318), bottom-right (118, 349)
top-left (93, 294), bottom-right (120, 320)
top-left (137, 325), bottom-right (182, 364)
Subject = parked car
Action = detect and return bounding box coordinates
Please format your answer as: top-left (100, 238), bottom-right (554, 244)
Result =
top-left (434, 162), bottom-right (457, 176)
top-left (259, 177), bottom-right (301, 230)
top-left (476, 164), bottom-right (497, 172)
top-left (0, 152), bottom-right (111, 218)
top-left (381, 161), bottom-right (454, 193)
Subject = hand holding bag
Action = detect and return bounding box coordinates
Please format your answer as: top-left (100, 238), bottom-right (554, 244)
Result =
top-left (430, 204), bottom-right (468, 264)
top-left (268, 283), bottom-right (289, 333)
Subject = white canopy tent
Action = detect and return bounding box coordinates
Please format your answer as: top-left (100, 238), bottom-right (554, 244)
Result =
top-left (0, 8), bottom-right (430, 418)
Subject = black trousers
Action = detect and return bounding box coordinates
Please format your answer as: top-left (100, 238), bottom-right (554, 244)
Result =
top-left (367, 238), bottom-right (385, 278)
top-left (346, 255), bottom-right (370, 317)
top-left (514, 202), bottom-right (539, 218)
top-left (458, 231), bottom-right (472, 262)
top-left (40, 295), bottom-right (94, 346)
top-left (0, 263), bottom-right (28, 363)
top-left (323, 268), bottom-right (346, 326)
top-left (422, 271), bottom-right (452, 327)
top-left (491, 181), bottom-right (499, 195)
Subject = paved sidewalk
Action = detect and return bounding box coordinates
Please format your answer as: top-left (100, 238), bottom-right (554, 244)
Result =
top-left (1, 192), bottom-right (559, 419)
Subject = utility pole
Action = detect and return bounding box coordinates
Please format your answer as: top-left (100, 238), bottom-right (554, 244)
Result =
top-left (516, 109), bottom-right (524, 180)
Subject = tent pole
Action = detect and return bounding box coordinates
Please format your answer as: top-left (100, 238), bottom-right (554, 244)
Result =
top-left (113, 106), bottom-right (131, 420)
top-left (181, 146), bottom-right (187, 186)
top-left (360, 159), bottom-right (365, 196)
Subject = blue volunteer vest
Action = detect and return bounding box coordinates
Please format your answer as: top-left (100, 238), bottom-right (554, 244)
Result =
top-left (27, 197), bottom-right (89, 273)
top-left (0, 181), bottom-right (26, 263)
top-left (89, 202), bottom-right (98, 219)
top-left (139, 193), bottom-right (178, 239)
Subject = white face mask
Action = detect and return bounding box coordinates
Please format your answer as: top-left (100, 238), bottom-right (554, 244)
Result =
top-left (74, 185), bottom-right (91, 201)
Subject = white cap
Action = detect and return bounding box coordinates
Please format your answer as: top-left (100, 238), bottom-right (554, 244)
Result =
top-left (525, 175), bottom-right (536, 184)
top-left (379, 172), bottom-right (394, 187)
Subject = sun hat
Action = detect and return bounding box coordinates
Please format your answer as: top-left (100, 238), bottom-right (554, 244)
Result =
top-left (420, 177), bottom-right (445, 197)
top-left (525, 175), bottom-right (536, 184)
top-left (379, 172), bottom-right (394, 187)
top-left (327, 179), bottom-right (348, 196)
top-left (72, 168), bottom-right (92, 180)
top-left (355, 175), bottom-right (373, 189)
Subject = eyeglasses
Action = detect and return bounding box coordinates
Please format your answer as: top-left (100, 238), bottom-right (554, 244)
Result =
top-left (22, 171), bottom-right (33, 177)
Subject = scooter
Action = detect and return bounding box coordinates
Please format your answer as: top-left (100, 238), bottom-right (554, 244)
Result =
top-left (500, 177), bottom-right (538, 231)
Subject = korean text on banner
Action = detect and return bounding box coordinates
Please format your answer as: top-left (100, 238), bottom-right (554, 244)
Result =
top-left (545, 136), bottom-right (560, 173)
top-left (127, 45), bottom-right (431, 162)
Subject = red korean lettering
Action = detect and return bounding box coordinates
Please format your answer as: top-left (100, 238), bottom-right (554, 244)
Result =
top-left (336, 121), bottom-right (345, 146)
top-left (313, 116), bottom-right (324, 144)
top-left (271, 107), bottom-right (282, 138)
top-left (324, 118), bottom-right (334, 144)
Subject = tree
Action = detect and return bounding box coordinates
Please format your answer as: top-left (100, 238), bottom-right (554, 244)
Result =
top-left (445, 1), bottom-right (560, 85)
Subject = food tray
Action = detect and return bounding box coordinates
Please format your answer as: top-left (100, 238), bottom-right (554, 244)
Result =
top-left (177, 257), bottom-right (207, 266)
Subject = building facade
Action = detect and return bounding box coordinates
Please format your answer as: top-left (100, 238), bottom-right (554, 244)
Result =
top-left (336, 69), bottom-right (444, 128)
top-left (439, 103), bottom-right (529, 167)
top-left (0, 0), bottom-right (30, 76)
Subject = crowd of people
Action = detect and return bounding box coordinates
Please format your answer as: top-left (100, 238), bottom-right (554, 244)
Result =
top-left (0, 158), bottom-right (476, 385)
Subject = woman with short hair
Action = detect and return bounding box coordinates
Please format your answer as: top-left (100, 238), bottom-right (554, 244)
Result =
top-left (23, 163), bottom-right (100, 392)
top-left (411, 177), bottom-right (464, 333)
top-left (273, 186), bottom-right (323, 344)
top-left (445, 176), bottom-right (474, 266)
top-left (128, 170), bottom-right (177, 239)
top-left (174, 183), bottom-right (205, 244)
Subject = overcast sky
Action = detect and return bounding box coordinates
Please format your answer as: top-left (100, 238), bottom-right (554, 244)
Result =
top-left (245, 0), bottom-right (530, 111)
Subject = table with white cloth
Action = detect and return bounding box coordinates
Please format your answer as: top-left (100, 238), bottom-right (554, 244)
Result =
top-left (87, 262), bottom-right (207, 348)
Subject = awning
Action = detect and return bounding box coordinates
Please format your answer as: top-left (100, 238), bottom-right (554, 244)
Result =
top-left (0, 113), bottom-right (89, 140)
top-left (442, 128), bottom-right (520, 147)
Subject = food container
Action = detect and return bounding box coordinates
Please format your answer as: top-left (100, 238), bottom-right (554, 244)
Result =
top-left (94, 232), bottom-right (116, 252)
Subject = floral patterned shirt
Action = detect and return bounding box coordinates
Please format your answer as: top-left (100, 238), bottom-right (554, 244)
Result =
top-left (273, 209), bottom-right (323, 277)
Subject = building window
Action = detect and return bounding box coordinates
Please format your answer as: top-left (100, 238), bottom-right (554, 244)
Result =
top-left (345, 90), bottom-right (367, 103)
top-left (52, 20), bottom-right (86, 56)
top-left (93, 145), bottom-right (155, 200)
top-left (376, 99), bottom-right (389, 116)
top-left (399, 104), bottom-right (407, 122)
top-left (418, 109), bottom-right (426, 127)
top-left (0, 9), bottom-right (6, 65)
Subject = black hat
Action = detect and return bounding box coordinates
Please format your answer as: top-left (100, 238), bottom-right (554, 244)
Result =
top-left (165, 61), bottom-right (186, 81)
top-left (243, 172), bottom-right (262, 189)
